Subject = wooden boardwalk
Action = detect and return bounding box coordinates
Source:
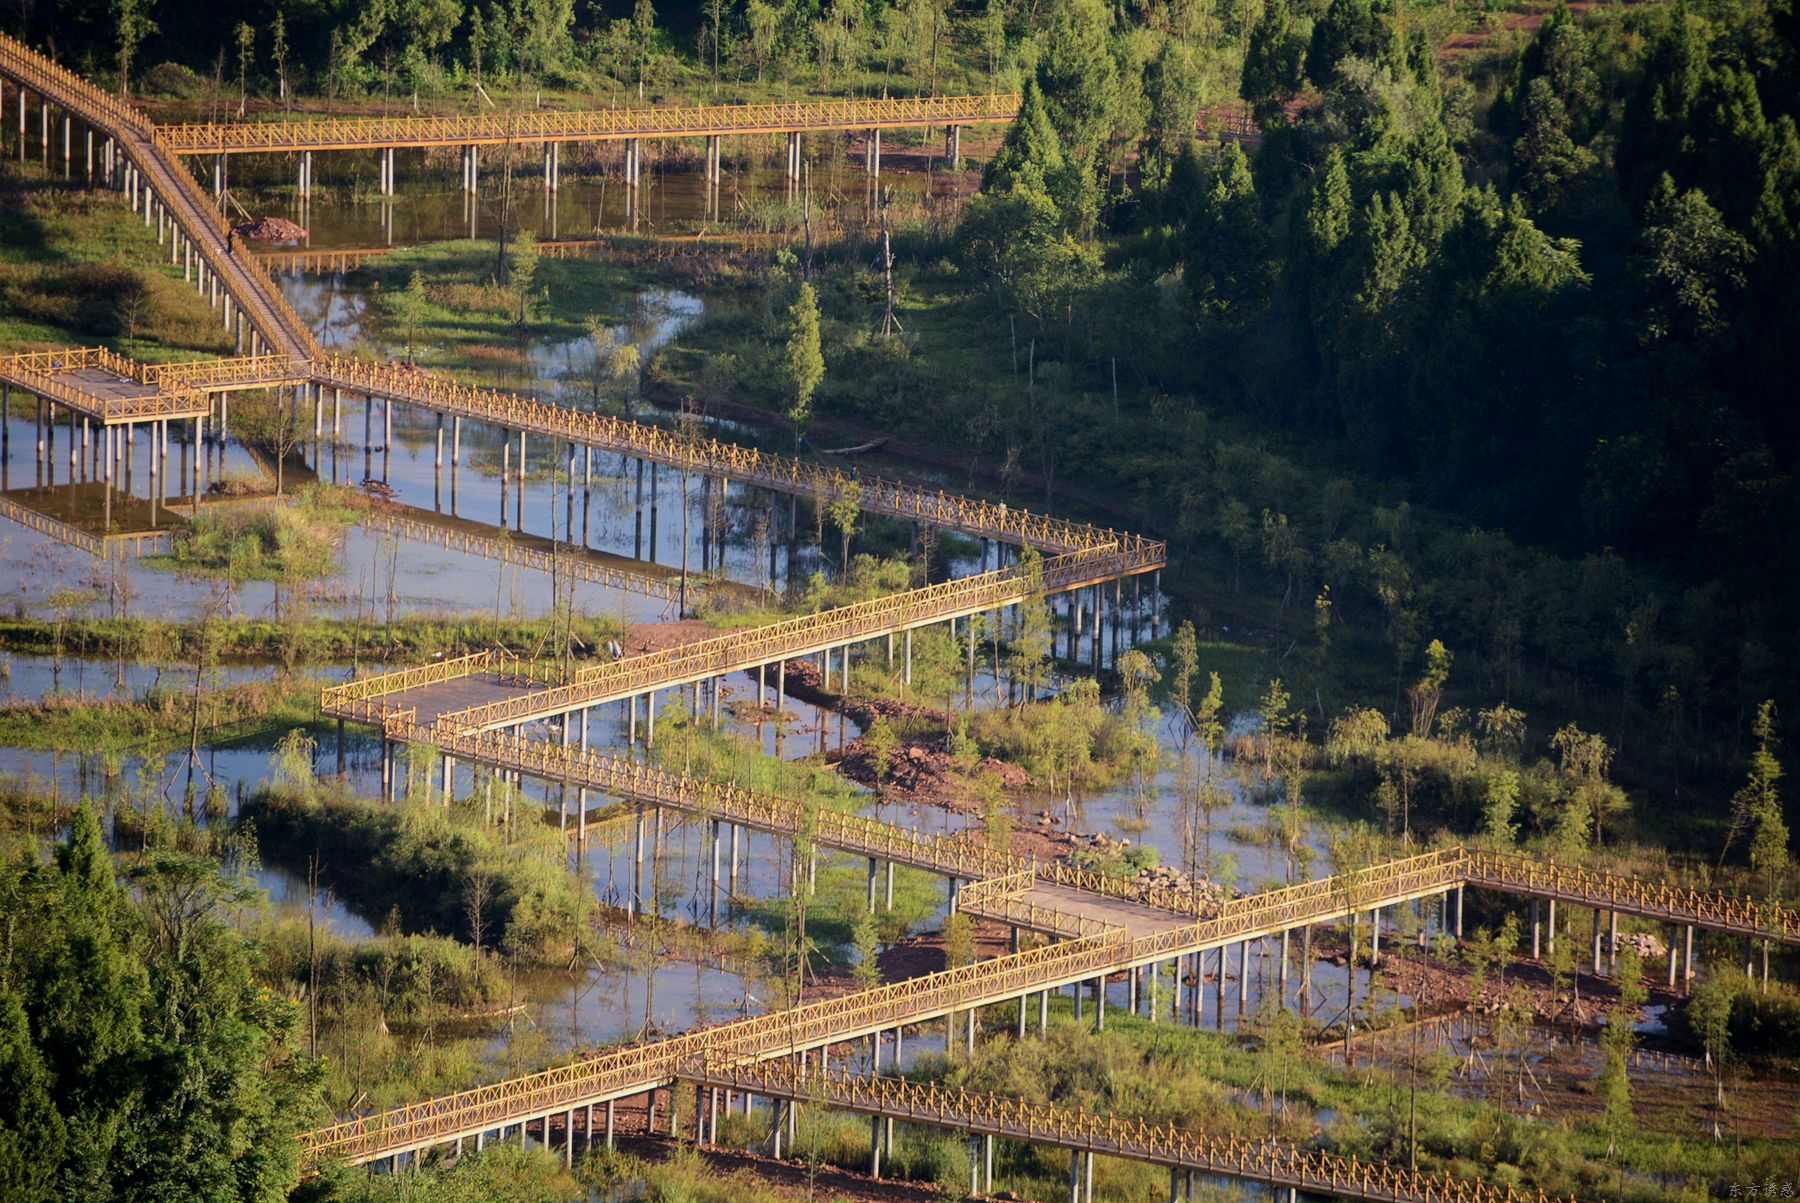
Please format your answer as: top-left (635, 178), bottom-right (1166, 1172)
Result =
top-left (158, 94), bottom-right (1020, 156)
top-left (299, 848), bottom-right (1474, 1166)
top-left (688, 1061), bottom-right (1580, 1203)
top-left (1, 38), bottom-right (1776, 1202)
top-left (327, 543), bottom-right (1155, 734)
top-left (0, 348), bottom-right (303, 424)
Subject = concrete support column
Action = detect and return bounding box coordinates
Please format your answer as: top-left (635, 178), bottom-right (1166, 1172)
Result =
top-left (631, 804), bottom-right (646, 916)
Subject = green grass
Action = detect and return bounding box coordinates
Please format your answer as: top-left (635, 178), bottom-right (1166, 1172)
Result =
top-left (0, 158), bottom-right (234, 357)
top-left (0, 611), bottom-right (627, 665)
top-left (148, 488), bottom-right (357, 581)
top-left (338, 238), bottom-right (648, 385)
top-left (241, 765), bottom-right (593, 964)
top-left (0, 674), bottom-right (323, 753)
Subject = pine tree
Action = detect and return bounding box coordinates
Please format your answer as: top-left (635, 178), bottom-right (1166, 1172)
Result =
top-left (1035, 0), bottom-right (1120, 167)
top-left (985, 79), bottom-right (1066, 196)
top-left (1141, 41), bottom-right (1204, 190)
top-left (1735, 701), bottom-right (1790, 898)
top-left (0, 990), bottom-right (65, 1203)
top-left (1307, 147), bottom-right (1352, 259)
top-left (1306, 0), bottom-right (1383, 90)
top-left (784, 283), bottom-right (824, 443)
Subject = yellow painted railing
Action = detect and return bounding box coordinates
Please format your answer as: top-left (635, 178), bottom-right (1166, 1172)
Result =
top-left (139, 352), bottom-right (309, 392)
top-left (318, 650), bottom-right (545, 712)
top-left (161, 93), bottom-right (1021, 155)
top-left (430, 547), bottom-right (1128, 731)
top-left (688, 1061), bottom-right (1579, 1203)
top-left (0, 358), bottom-right (211, 423)
top-left (382, 715), bottom-right (1028, 883)
top-left (1465, 850), bottom-right (1800, 943)
top-left (0, 34), bottom-right (155, 139)
top-left (958, 868), bottom-right (1119, 939)
top-left (299, 849), bottom-right (1471, 1165)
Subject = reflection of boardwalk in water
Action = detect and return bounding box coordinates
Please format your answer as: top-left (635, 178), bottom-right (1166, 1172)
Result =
top-left (358, 502), bottom-right (767, 610)
top-left (255, 235), bottom-right (771, 275)
top-left (0, 489), bottom-right (174, 556)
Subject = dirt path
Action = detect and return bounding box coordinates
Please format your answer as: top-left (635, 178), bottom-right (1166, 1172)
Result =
top-left (1439, 0), bottom-right (1642, 60)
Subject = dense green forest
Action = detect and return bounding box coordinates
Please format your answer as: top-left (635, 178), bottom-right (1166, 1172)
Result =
top-left (931, 0), bottom-right (1800, 812)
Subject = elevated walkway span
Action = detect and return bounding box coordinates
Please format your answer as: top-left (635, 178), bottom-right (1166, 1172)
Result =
top-left (158, 94), bottom-right (1020, 156)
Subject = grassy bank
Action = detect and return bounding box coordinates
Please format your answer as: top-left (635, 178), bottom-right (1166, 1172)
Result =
top-left (0, 160), bottom-right (234, 356)
top-left (0, 611), bottom-right (626, 666)
top-left (150, 487), bottom-right (363, 581)
top-left (241, 742), bottom-right (592, 963)
top-left (0, 674), bottom-right (322, 752)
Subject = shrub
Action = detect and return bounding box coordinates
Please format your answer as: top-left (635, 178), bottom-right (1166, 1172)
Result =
top-left (160, 493), bottom-right (346, 580)
top-left (241, 776), bottom-right (588, 962)
top-left (140, 61), bottom-right (205, 97)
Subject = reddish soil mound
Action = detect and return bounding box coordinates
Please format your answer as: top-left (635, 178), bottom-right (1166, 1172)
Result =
top-left (235, 216), bottom-right (308, 243)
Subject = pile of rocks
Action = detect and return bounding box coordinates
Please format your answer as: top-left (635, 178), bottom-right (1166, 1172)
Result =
top-left (1613, 930), bottom-right (1669, 960)
top-left (1070, 830), bottom-right (1133, 858)
top-left (1055, 832), bottom-right (1236, 907)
